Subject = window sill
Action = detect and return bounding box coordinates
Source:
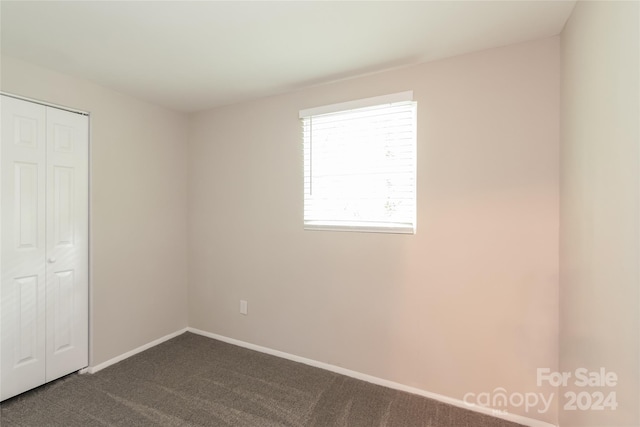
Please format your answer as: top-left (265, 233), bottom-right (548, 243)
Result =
top-left (304, 222), bottom-right (415, 235)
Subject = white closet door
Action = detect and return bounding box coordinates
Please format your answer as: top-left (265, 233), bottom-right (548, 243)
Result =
top-left (44, 106), bottom-right (88, 382)
top-left (1, 96), bottom-right (48, 400)
top-left (1, 96), bottom-right (88, 401)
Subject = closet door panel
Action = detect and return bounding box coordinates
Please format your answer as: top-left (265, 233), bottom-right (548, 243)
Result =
top-left (45, 106), bottom-right (88, 381)
top-left (1, 96), bottom-right (47, 401)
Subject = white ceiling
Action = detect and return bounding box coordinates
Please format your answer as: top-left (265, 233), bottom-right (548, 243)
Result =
top-left (1, 1), bottom-right (576, 113)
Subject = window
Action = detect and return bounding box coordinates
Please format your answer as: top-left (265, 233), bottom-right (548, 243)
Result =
top-left (300, 91), bottom-right (416, 234)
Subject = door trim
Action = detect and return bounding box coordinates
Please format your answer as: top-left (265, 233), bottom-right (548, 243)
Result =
top-left (0, 91), bottom-right (89, 116)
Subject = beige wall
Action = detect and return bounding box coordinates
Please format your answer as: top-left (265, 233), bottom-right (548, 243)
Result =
top-left (1, 56), bottom-right (190, 366)
top-left (189, 37), bottom-right (560, 422)
top-left (560, 1), bottom-right (640, 426)
top-left (1, 33), bottom-right (564, 425)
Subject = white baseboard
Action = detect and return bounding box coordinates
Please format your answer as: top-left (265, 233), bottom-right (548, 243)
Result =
top-left (188, 327), bottom-right (557, 427)
top-left (84, 326), bottom-right (556, 427)
top-left (87, 327), bottom-right (188, 373)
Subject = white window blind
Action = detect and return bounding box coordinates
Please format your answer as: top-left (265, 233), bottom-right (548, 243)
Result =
top-left (300, 91), bottom-right (416, 234)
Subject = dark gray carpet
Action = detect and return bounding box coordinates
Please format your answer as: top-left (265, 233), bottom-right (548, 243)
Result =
top-left (0, 332), bottom-right (524, 427)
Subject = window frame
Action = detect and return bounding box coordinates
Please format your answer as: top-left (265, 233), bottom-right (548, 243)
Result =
top-left (300, 91), bottom-right (417, 235)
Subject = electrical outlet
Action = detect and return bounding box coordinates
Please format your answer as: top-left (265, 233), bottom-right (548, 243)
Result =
top-left (240, 300), bottom-right (248, 315)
